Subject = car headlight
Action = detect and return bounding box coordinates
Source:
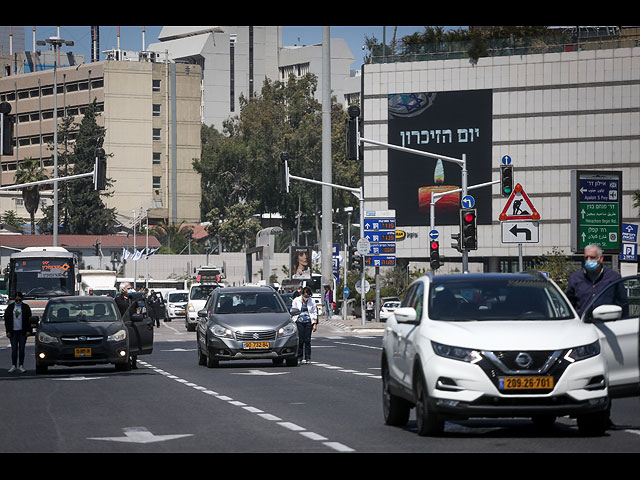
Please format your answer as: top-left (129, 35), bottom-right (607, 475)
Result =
top-left (432, 341), bottom-right (482, 364)
top-left (278, 323), bottom-right (297, 337)
top-left (210, 324), bottom-right (233, 338)
top-left (188, 303), bottom-right (195, 312)
top-left (564, 341), bottom-right (600, 363)
top-left (37, 331), bottom-right (59, 344)
top-left (107, 329), bottom-right (127, 342)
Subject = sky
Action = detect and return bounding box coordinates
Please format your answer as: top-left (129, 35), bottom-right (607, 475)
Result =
top-left (22, 26), bottom-right (458, 70)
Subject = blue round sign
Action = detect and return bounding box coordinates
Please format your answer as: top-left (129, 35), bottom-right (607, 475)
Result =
top-left (429, 230), bottom-right (439, 240)
top-left (461, 195), bottom-right (475, 209)
top-left (501, 155), bottom-right (512, 165)
top-left (343, 286), bottom-right (350, 298)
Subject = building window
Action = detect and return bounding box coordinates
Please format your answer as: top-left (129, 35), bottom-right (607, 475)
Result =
top-left (153, 128), bottom-right (161, 141)
top-left (153, 104), bottom-right (161, 117)
top-left (153, 152), bottom-right (161, 165)
top-left (152, 176), bottom-right (162, 189)
top-left (153, 79), bottom-right (161, 92)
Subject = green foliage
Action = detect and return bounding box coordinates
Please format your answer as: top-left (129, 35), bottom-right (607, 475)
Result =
top-left (193, 72), bottom-right (360, 251)
top-left (2, 210), bottom-right (25, 230)
top-left (15, 157), bottom-right (47, 234)
top-left (534, 246), bottom-right (576, 292)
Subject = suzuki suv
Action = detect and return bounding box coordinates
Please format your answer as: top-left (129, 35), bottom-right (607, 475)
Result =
top-left (381, 273), bottom-right (639, 436)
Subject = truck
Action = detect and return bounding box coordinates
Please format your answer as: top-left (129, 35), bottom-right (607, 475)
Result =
top-left (78, 269), bottom-right (118, 297)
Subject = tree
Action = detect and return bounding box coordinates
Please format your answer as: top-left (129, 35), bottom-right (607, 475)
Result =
top-left (15, 157), bottom-right (48, 235)
top-left (535, 246), bottom-right (576, 292)
top-left (205, 202), bottom-right (262, 252)
top-left (633, 190), bottom-right (640, 218)
top-left (1, 210), bottom-right (25, 230)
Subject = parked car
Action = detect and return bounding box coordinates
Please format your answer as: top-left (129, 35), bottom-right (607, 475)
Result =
top-left (379, 301), bottom-right (401, 321)
top-left (381, 272), bottom-right (640, 437)
top-left (166, 289), bottom-right (188, 321)
top-left (35, 295), bottom-right (154, 374)
top-left (196, 286), bottom-right (299, 367)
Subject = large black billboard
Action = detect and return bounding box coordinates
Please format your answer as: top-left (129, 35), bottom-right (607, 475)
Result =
top-left (387, 90), bottom-right (493, 226)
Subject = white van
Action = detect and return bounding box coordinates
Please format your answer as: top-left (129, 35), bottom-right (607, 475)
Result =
top-left (185, 282), bottom-right (222, 331)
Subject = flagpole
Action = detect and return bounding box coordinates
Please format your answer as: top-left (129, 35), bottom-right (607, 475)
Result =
top-left (133, 209), bottom-right (137, 290)
top-left (146, 209), bottom-right (149, 289)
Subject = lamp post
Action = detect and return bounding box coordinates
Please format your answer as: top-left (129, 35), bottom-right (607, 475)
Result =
top-left (36, 36), bottom-right (74, 246)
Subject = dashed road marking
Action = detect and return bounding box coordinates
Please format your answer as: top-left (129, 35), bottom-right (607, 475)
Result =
top-left (137, 360), bottom-right (355, 453)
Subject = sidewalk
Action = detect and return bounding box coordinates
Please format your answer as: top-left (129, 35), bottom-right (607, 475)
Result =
top-left (319, 314), bottom-right (386, 334)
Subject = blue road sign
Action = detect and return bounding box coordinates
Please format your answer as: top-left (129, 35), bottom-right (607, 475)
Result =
top-left (364, 255), bottom-right (396, 267)
top-left (622, 223), bottom-right (638, 243)
top-left (364, 230), bottom-right (396, 243)
top-left (343, 286), bottom-right (350, 298)
top-left (369, 242), bottom-right (396, 255)
top-left (429, 229), bottom-right (439, 240)
top-left (363, 218), bottom-right (396, 230)
top-left (501, 155), bottom-right (512, 165)
top-left (461, 195), bottom-right (475, 209)
top-left (621, 243), bottom-right (637, 262)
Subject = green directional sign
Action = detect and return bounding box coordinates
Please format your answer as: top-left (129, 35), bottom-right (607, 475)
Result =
top-left (571, 170), bottom-right (622, 253)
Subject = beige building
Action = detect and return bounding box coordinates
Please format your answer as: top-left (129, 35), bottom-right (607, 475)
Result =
top-left (0, 55), bottom-right (202, 227)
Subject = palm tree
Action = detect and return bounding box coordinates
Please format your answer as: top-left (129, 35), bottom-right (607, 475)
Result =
top-left (15, 157), bottom-right (48, 235)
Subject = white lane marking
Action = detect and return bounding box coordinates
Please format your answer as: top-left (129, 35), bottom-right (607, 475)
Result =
top-left (138, 360), bottom-right (354, 453)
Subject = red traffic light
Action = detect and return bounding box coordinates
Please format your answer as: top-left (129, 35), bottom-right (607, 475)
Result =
top-left (430, 241), bottom-right (439, 250)
top-left (463, 212), bottom-right (475, 223)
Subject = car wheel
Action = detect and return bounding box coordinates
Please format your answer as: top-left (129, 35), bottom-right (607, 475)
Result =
top-left (382, 362), bottom-right (410, 427)
top-left (197, 334), bottom-right (207, 366)
top-left (115, 360), bottom-right (131, 372)
top-left (414, 370), bottom-right (444, 436)
top-left (35, 363), bottom-right (48, 374)
top-left (577, 411), bottom-right (609, 436)
top-left (272, 358), bottom-right (284, 366)
top-left (286, 357), bottom-right (298, 367)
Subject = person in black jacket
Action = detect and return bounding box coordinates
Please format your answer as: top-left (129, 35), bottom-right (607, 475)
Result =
top-left (4, 292), bottom-right (33, 373)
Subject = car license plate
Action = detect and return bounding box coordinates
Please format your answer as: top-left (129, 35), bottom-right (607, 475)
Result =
top-left (242, 342), bottom-right (270, 350)
top-left (75, 348), bottom-right (92, 358)
top-left (499, 376), bottom-right (554, 390)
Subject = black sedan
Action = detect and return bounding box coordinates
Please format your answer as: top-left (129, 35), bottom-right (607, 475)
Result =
top-left (196, 286), bottom-right (299, 367)
top-left (35, 296), bottom-right (154, 373)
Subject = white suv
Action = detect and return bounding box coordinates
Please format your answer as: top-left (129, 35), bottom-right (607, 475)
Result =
top-left (381, 272), bottom-right (639, 436)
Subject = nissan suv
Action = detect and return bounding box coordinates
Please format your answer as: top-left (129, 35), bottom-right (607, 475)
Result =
top-left (381, 272), bottom-right (639, 436)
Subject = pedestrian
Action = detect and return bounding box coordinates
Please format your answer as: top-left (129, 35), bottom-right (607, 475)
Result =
top-left (291, 287), bottom-right (318, 365)
top-left (292, 286), bottom-right (303, 299)
top-left (566, 244), bottom-right (621, 317)
top-left (323, 284), bottom-right (333, 320)
top-left (88, 288), bottom-right (95, 296)
top-left (566, 243), bottom-right (621, 429)
top-left (4, 292), bottom-right (33, 373)
top-left (115, 283), bottom-right (134, 317)
top-left (148, 290), bottom-right (161, 327)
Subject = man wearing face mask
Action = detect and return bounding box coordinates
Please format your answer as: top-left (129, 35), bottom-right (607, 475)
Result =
top-left (566, 244), bottom-right (621, 317)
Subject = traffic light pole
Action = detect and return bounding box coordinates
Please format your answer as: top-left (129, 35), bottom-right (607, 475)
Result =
top-left (429, 179), bottom-right (498, 272)
top-left (283, 159), bottom-right (368, 326)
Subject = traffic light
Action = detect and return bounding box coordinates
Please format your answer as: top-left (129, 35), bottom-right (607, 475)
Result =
top-left (460, 208), bottom-right (478, 250)
top-left (429, 240), bottom-right (440, 270)
top-left (1, 102), bottom-right (14, 156)
top-left (500, 164), bottom-right (513, 197)
top-left (279, 152), bottom-right (290, 193)
top-left (94, 147), bottom-right (107, 190)
top-left (346, 105), bottom-right (360, 160)
top-left (352, 253), bottom-right (363, 271)
top-left (451, 232), bottom-right (461, 252)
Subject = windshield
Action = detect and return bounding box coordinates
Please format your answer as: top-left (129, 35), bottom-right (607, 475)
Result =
top-left (44, 301), bottom-right (119, 323)
top-left (11, 257), bottom-right (74, 297)
top-left (428, 277), bottom-right (573, 321)
top-left (169, 293), bottom-right (188, 302)
top-left (214, 292), bottom-right (287, 314)
top-left (190, 285), bottom-right (219, 300)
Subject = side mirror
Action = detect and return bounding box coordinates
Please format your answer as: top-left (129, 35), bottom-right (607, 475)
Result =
top-left (197, 309), bottom-right (208, 318)
top-left (586, 304), bottom-right (622, 323)
top-left (394, 307), bottom-right (418, 324)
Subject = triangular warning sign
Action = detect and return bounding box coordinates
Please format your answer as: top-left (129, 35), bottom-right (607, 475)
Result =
top-left (499, 184), bottom-right (541, 221)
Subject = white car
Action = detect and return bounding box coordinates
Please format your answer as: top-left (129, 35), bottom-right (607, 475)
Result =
top-left (186, 283), bottom-right (222, 331)
top-left (382, 272), bottom-right (640, 436)
top-left (165, 290), bottom-right (188, 321)
top-left (380, 301), bottom-right (401, 321)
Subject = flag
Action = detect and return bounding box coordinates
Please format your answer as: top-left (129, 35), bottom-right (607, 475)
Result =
top-left (122, 248), bottom-right (130, 260)
top-left (132, 249), bottom-right (143, 261)
top-left (145, 247), bottom-right (159, 258)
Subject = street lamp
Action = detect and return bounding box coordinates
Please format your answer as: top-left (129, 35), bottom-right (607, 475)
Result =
top-left (36, 36), bottom-right (74, 246)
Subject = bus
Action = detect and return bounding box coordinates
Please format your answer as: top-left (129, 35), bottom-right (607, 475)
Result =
top-left (8, 247), bottom-right (79, 317)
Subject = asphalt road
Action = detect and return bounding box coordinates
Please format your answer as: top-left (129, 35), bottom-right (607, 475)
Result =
top-left (2, 318), bottom-right (640, 454)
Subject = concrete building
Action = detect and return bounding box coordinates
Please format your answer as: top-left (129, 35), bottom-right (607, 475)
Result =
top-left (147, 26), bottom-right (358, 130)
top-left (360, 30), bottom-right (640, 275)
top-left (0, 54), bottom-right (202, 227)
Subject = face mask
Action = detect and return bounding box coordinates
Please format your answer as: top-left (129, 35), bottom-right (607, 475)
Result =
top-left (127, 289), bottom-right (135, 295)
top-left (584, 260), bottom-right (599, 272)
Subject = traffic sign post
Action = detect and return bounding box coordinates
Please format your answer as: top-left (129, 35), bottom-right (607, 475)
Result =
top-left (571, 170), bottom-right (622, 254)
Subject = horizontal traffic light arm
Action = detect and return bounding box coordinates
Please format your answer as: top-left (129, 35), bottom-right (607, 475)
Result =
top-left (359, 135), bottom-right (466, 167)
top-left (0, 170), bottom-right (94, 191)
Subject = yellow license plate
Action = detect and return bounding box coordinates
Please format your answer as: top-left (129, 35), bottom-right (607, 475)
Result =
top-left (242, 342), bottom-right (270, 350)
top-left (500, 376), bottom-right (554, 390)
top-left (75, 348), bottom-right (92, 358)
